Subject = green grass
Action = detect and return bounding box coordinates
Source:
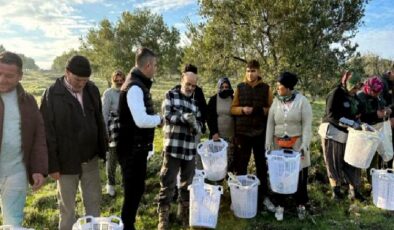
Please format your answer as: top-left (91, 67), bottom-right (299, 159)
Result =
top-left (2, 70), bottom-right (394, 229)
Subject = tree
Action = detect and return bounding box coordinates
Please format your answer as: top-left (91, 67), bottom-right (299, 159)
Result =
top-left (80, 9), bottom-right (181, 85)
top-left (51, 49), bottom-right (80, 73)
top-left (183, 0), bottom-right (367, 96)
top-left (0, 45), bottom-right (5, 53)
top-left (0, 45), bottom-right (39, 70)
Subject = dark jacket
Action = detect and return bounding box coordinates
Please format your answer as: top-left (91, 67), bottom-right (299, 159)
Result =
top-left (357, 91), bottom-right (386, 125)
top-left (117, 68), bottom-right (156, 159)
top-left (207, 94), bottom-right (234, 139)
top-left (0, 84), bottom-right (48, 185)
top-left (323, 85), bottom-right (361, 132)
top-left (40, 77), bottom-right (107, 174)
top-left (172, 85), bottom-right (207, 134)
top-left (380, 74), bottom-right (394, 117)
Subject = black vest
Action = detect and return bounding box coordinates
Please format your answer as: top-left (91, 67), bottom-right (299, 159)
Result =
top-left (117, 69), bottom-right (155, 156)
top-left (235, 82), bottom-right (269, 136)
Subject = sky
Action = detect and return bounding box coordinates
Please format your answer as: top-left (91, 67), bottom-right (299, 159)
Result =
top-left (0, 0), bottom-right (392, 70)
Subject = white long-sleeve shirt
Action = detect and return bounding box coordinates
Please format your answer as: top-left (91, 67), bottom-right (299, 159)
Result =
top-left (127, 85), bottom-right (161, 128)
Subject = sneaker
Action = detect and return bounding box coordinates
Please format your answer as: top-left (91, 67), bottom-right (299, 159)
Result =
top-left (297, 205), bottom-right (306, 220)
top-left (263, 197), bottom-right (276, 213)
top-left (106, 184), bottom-right (115, 197)
top-left (275, 206), bottom-right (284, 221)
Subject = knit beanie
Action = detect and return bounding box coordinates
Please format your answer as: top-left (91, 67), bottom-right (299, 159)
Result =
top-left (278, 72), bottom-right (298, 90)
top-left (66, 55), bottom-right (92, 77)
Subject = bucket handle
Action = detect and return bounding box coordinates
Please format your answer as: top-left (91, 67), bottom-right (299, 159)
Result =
top-left (197, 143), bottom-right (204, 155)
top-left (370, 168), bottom-right (376, 175)
top-left (246, 174), bottom-right (260, 187)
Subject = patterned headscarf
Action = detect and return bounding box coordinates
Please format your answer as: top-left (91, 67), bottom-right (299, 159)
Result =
top-left (341, 71), bottom-right (361, 91)
top-left (363, 76), bottom-right (384, 95)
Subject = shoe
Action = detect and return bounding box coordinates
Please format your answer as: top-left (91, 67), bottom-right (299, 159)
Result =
top-left (106, 184), bottom-right (115, 197)
top-left (263, 197), bottom-right (276, 213)
top-left (332, 186), bottom-right (344, 200)
top-left (297, 205), bottom-right (306, 220)
top-left (275, 206), bottom-right (284, 221)
top-left (158, 206), bottom-right (170, 230)
top-left (348, 189), bottom-right (366, 202)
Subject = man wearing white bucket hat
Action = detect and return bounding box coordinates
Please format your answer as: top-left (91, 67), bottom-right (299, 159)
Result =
top-left (157, 71), bottom-right (203, 230)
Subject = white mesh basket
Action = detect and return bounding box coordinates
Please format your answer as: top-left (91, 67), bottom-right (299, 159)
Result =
top-left (228, 174), bottom-right (260, 218)
top-left (371, 168), bottom-right (394, 210)
top-left (197, 139), bottom-right (228, 181)
top-left (189, 182), bottom-right (223, 229)
top-left (0, 226), bottom-right (34, 230)
top-left (344, 128), bottom-right (380, 169)
top-left (72, 216), bottom-right (124, 230)
top-left (266, 149), bottom-right (301, 194)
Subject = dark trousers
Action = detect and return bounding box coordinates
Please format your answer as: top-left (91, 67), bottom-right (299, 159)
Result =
top-left (120, 146), bottom-right (149, 230)
top-left (158, 154), bottom-right (195, 207)
top-left (273, 167), bottom-right (309, 206)
top-left (231, 134), bottom-right (268, 206)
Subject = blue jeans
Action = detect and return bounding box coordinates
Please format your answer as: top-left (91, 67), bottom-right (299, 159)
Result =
top-left (0, 171), bottom-right (28, 226)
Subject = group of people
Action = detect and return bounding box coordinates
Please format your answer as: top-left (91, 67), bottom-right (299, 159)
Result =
top-left (320, 69), bottom-right (394, 202)
top-left (0, 47), bottom-right (393, 230)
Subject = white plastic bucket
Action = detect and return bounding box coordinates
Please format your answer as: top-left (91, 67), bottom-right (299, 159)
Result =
top-left (197, 139), bottom-right (228, 181)
top-left (344, 128), bottom-right (380, 169)
top-left (0, 226), bottom-right (34, 230)
top-left (370, 168), bottom-right (394, 210)
top-left (228, 174), bottom-right (260, 218)
top-left (189, 182), bottom-right (223, 229)
top-left (266, 149), bottom-right (301, 194)
top-left (72, 216), bottom-right (124, 230)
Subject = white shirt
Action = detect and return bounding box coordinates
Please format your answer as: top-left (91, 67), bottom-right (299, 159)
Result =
top-left (127, 85), bottom-right (161, 128)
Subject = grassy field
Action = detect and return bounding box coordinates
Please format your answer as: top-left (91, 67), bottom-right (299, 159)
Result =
top-left (2, 70), bottom-right (394, 229)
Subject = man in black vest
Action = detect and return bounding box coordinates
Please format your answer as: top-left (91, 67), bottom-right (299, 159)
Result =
top-left (117, 47), bottom-right (163, 230)
top-left (230, 59), bottom-right (274, 212)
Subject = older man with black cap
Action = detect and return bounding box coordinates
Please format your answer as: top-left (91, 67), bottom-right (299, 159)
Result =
top-left (40, 55), bottom-right (107, 230)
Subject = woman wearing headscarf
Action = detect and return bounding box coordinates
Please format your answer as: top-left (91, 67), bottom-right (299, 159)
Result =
top-left (265, 72), bottom-right (312, 220)
top-left (320, 71), bottom-right (365, 201)
top-left (207, 77), bottom-right (235, 166)
top-left (358, 76), bottom-right (392, 178)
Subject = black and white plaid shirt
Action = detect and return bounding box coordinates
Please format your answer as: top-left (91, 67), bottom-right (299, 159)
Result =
top-left (162, 87), bottom-right (202, 160)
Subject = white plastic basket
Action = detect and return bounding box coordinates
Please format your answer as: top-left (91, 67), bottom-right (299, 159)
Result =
top-left (266, 149), bottom-right (301, 194)
top-left (228, 174), bottom-right (260, 218)
top-left (370, 168), bottom-right (394, 210)
top-left (344, 128), bottom-right (380, 169)
top-left (72, 216), bottom-right (124, 230)
top-left (189, 182), bottom-right (223, 229)
top-left (0, 226), bottom-right (34, 230)
top-left (197, 139), bottom-right (228, 181)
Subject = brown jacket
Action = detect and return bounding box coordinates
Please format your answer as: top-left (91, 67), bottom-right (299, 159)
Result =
top-left (0, 84), bottom-right (48, 185)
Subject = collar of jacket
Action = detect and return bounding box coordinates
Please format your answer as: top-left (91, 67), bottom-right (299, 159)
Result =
top-left (51, 76), bottom-right (94, 95)
top-left (15, 83), bottom-right (28, 102)
top-left (131, 68), bottom-right (153, 89)
top-left (244, 76), bottom-right (263, 87)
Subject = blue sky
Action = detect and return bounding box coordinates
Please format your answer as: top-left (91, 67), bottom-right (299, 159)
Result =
top-left (0, 0), bottom-right (392, 69)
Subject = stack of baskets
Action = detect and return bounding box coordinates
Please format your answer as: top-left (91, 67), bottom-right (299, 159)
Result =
top-left (72, 216), bottom-right (124, 230)
top-left (370, 168), bottom-right (394, 210)
top-left (189, 170), bottom-right (223, 229)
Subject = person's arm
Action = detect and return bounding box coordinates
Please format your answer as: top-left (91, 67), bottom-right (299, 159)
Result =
top-left (162, 91), bottom-right (189, 126)
top-left (231, 88), bottom-right (244, 115)
top-left (29, 95), bottom-right (48, 191)
top-left (127, 86), bottom-right (161, 128)
top-left (301, 96), bottom-right (313, 150)
top-left (101, 88), bottom-right (111, 131)
top-left (263, 86), bottom-right (274, 115)
top-left (265, 99), bottom-right (276, 150)
top-left (207, 95), bottom-right (219, 138)
top-left (40, 88), bottom-right (60, 178)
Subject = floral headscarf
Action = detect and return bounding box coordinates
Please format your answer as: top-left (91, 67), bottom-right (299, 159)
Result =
top-left (363, 76), bottom-right (384, 95)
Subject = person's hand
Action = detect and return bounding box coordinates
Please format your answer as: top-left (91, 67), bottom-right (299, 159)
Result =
top-left (212, 133), bottom-right (220, 141)
top-left (50, 172), bottom-right (60, 180)
top-left (183, 113), bottom-right (197, 124)
top-left (32, 173), bottom-right (45, 191)
top-left (385, 108), bottom-right (392, 116)
top-left (377, 109), bottom-right (386, 118)
top-left (242, 106), bottom-right (253, 115)
top-left (157, 115), bottom-right (164, 128)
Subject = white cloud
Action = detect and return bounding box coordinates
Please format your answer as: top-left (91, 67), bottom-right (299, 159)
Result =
top-left (0, 0), bottom-right (101, 69)
top-left (135, 0), bottom-right (195, 12)
top-left (353, 27), bottom-right (394, 59)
